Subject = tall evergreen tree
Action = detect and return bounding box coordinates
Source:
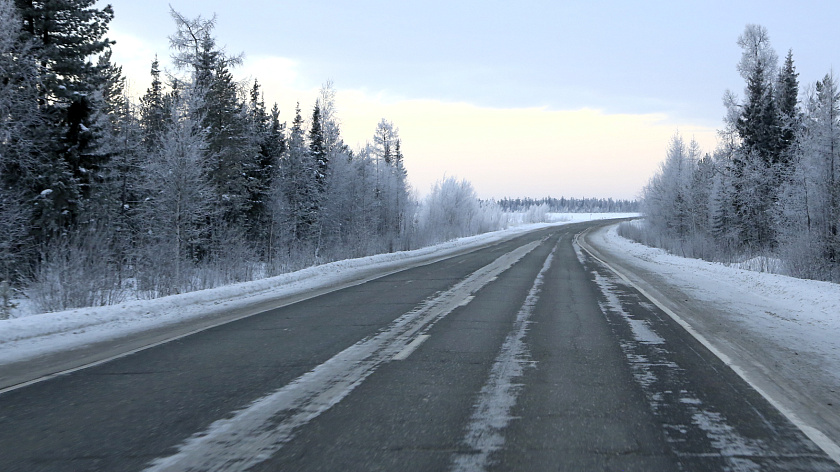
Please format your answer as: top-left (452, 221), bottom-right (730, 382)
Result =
top-left (281, 103), bottom-right (319, 243)
top-left (139, 56), bottom-right (166, 151)
top-left (777, 49), bottom-right (800, 159)
top-left (309, 103), bottom-right (327, 195)
top-left (244, 80), bottom-right (281, 251)
top-left (202, 60), bottom-right (254, 226)
top-left (0, 0), bottom-right (39, 285)
top-left (13, 0), bottom-right (115, 239)
top-left (14, 0), bottom-right (114, 100)
top-left (731, 24), bottom-right (781, 250)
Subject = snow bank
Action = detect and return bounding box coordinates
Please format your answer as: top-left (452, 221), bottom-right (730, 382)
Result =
top-left (0, 213), bottom-right (634, 366)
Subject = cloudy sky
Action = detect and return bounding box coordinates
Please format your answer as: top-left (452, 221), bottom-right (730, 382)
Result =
top-left (106, 0), bottom-right (840, 199)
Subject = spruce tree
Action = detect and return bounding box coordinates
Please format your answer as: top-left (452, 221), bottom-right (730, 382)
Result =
top-left (282, 103), bottom-right (319, 242)
top-left (394, 139), bottom-right (407, 180)
top-left (140, 56), bottom-right (166, 151)
top-left (776, 50), bottom-right (800, 160)
top-left (309, 103), bottom-right (327, 194)
top-left (14, 0), bottom-right (115, 238)
top-left (244, 80), bottom-right (279, 250)
top-left (732, 24), bottom-right (781, 250)
top-left (0, 0), bottom-right (39, 284)
top-left (202, 60), bottom-right (254, 226)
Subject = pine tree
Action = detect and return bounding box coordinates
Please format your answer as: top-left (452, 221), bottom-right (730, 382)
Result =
top-left (777, 50), bottom-right (800, 159)
top-left (309, 103), bottom-right (327, 195)
top-left (15, 0), bottom-right (114, 99)
top-left (281, 103), bottom-right (319, 243)
top-left (0, 0), bottom-right (40, 283)
top-left (13, 0), bottom-right (115, 239)
top-left (202, 60), bottom-right (254, 226)
top-left (243, 81), bottom-right (282, 252)
top-left (731, 24), bottom-right (781, 250)
top-left (736, 59), bottom-right (780, 164)
top-left (140, 56), bottom-right (166, 151)
top-left (261, 103), bottom-right (287, 261)
top-left (393, 139), bottom-right (407, 179)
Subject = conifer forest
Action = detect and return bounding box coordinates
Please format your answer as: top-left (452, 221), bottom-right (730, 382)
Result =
top-left (0, 1), bottom-right (624, 315)
top-left (629, 25), bottom-right (840, 283)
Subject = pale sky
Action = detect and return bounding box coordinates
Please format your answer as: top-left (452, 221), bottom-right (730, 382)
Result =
top-left (105, 0), bottom-right (840, 200)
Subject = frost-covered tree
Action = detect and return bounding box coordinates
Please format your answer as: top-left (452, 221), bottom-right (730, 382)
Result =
top-left (13, 0), bottom-right (116, 238)
top-left (373, 119), bottom-right (396, 165)
top-left (0, 0), bottom-right (39, 283)
top-left (139, 56), bottom-right (167, 151)
top-left (735, 24), bottom-right (780, 162)
top-left (168, 8), bottom-right (241, 84)
top-left (417, 177), bottom-right (480, 244)
top-left (317, 81), bottom-right (346, 167)
top-left (243, 80), bottom-right (283, 255)
top-left (728, 25), bottom-right (782, 250)
top-left (309, 102), bottom-right (327, 196)
top-left (280, 103), bottom-right (319, 244)
top-left (776, 50), bottom-right (800, 162)
top-left (202, 60), bottom-right (256, 227)
top-left (138, 88), bottom-right (213, 294)
top-left (642, 133), bottom-right (692, 241)
top-left (779, 74), bottom-right (840, 280)
top-left (86, 53), bottom-right (144, 282)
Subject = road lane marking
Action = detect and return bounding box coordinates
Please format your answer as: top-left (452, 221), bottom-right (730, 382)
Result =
top-left (450, 242), bottom-right (557, 472)
top-left (575, 229), bottom-right (840, 466)
top-left (144, 239), bottom-right (543, 472)
top-left (392, 335), bottom-right (430, 361)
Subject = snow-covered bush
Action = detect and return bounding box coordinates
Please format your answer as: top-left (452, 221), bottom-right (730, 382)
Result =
top-left (522, 203), bottom-right (550, 224)
top-left (26, 225), bottom-right (127, 312)
top-left (414, 177), bottom-right (508, 246)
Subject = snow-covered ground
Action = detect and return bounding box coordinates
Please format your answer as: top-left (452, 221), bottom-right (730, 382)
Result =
top-left (0, 213), bottom-right (635, 367)
top-left (585, 224), bottom-right (840, 456)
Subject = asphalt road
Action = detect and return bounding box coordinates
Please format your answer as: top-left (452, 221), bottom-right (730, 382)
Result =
top-left (0, 220), bottom-right (837, 471)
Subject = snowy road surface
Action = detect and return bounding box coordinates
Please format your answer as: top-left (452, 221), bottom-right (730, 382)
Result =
top-left (0, 220), bottom-right (837, 471)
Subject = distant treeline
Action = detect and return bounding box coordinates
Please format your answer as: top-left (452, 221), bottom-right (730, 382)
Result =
top-left (496, 197), bottom-right (639, 213)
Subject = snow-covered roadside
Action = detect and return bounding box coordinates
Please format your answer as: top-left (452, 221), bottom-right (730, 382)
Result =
top-left (0, 213), bottom-right (635, 367)
top-left (585, 224), bottom-right (840, 452)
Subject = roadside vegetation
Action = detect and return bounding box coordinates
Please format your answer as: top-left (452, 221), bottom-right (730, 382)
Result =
top-left (0, 1), bottom-right (634, 316)
top-left (625, 24), bottom-right (840, 283)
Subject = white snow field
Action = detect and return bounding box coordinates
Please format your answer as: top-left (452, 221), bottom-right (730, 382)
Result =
top-left (583, 223), bottom-right (840, 461)
top-left (0, 214), bottom-right (635, 369)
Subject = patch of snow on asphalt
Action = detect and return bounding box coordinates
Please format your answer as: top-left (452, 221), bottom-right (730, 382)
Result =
top-left (450, 241), bottom-right (556, 472)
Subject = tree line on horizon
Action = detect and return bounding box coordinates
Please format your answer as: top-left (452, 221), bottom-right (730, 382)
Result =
top-left (497, 197), bottom-right (638, 214)
top-left (630, 24), bottom-right (840, 282)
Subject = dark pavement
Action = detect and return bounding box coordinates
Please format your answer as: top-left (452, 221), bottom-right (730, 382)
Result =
top-left (0, 221), bottom-right (835, 471)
